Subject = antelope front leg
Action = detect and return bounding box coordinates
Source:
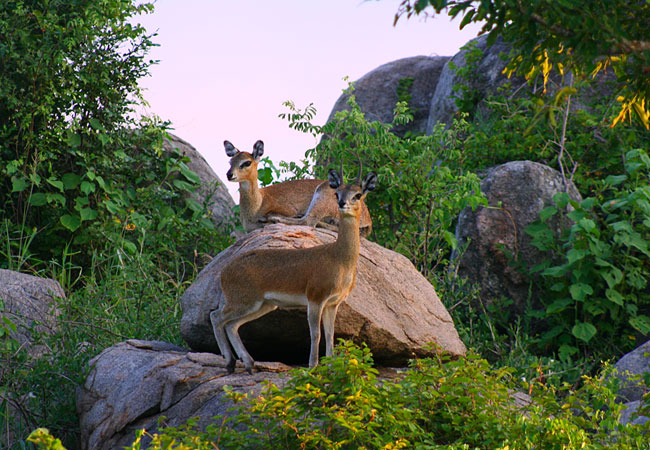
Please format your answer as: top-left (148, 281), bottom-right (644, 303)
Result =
top-left (321, 303), bottom-right (340, 358)
top-left (307, 301), bottom-right (324, 368)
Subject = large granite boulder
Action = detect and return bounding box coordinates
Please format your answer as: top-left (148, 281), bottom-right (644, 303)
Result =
top-left (76, 340), bottom-right (291, 450)
top-left (426, 34), bottom-right (619, 131)
top-left (163, 133), bottom-right (235, 229)
top-left (0, 269), bottom-right (64, 355)
top-left (181, 224), bottom-right (465, 365)
top-left (454, 161), bottom-right (582, 313)
top-left (327, 55), bottom-right (449, 136)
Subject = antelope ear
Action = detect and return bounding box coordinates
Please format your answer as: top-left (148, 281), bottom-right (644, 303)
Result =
top-left (362, 172), bottom-right (377, 194)
top-left (252, 140), bottom-right (264, 160)
top-left (224, 140), bottom-right (238, 157)
top-left (328, 169), bottom-right (343, 189)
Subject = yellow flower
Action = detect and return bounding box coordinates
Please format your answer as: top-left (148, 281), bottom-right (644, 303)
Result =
top-left (126, 223), bottom-right (136, 231)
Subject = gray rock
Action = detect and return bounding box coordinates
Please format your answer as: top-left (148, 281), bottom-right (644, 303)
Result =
top-left (615, 339), bottom-right (650, 403)
top-left (426, 35), bottom-right (619, 132)
top-left (427, 35), bottom-right (518, 131)
top-left (619, 401), bottom-right (650, 426)
top-left (454, 161), bottom-right (581, 313)
top-left (163, 133), bottom-right (235, 229)
top-left (181, 224), bottom-right (465, 366)
top-left (327, 56), bottom-right (449, 136)
top-left (76, 339), bottom-right (291, 450)
top-left (0, 269), bottom-right (64, 355)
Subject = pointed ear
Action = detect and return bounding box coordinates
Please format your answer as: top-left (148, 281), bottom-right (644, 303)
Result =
top-left (328, 169), bottom-right (343, 189)
top-left (224, 140), bottom-right (238, 157)
top-left (361, 172), bottom-right (377, 194)
top-left (252, 140), bottom-right (264, 160)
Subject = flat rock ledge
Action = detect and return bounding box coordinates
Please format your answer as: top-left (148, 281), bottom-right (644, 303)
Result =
top-left (181, 224), bottom-right (466, 366)
top-left (76, 339), bottom-right (291, 450)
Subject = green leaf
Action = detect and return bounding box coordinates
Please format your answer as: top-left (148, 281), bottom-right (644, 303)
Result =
top-left (62, 173), bottom-right (82, 190)
top-left (258, 167), bottom-right (273, 186)
top-left (180, 163), bottom-right (201, 184)
top-left (566, 248), bottom-right (587, 264)
top-left (89, 118), bottom-right (102, 130)
top-left (553, 192), bottom-right (570, 209)
top-left (539, 206), bottom-right (557, 221)
top-left (11, 176), bottom-right (28, 193)
top-left (67, 131), bottom-right (81, 148)
top-left (28, 193), bottom-right (47, 206)
top-left (79, 208), bottom-right (98, 221)
top-left (122, 240), bottom-right (138, 255)
top-left (546, 298), bottom-right (573, 314)
top-left (605, 174), bottom-right (627, 186)
top-left (80, 181), bottom-right (95, 195)
top-left (629, 315), bottom-right (650, 334)
top-left (47, 177), bottom-right (64, 192)
top-left (606, 289), bottom-right (624, 306)
top-left (173, 179), bottom-right (194, 191)
top-left (569, 283), bottom-right (593, 301)
top-left (558, 344), bottom-right (578, 362)
top-left (572, 322), bottom-right (597, 342)
top-left (578, 218), bottom-right (596, 233)
top-left (60, 214), bottom-right (81, 232)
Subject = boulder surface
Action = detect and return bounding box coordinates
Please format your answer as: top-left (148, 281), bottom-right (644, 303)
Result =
top-left (454, 161), bottom-right (582, 313)
top-left (327, 55), bottom-right (449, 136)
top-left (163, 133), bottom-right (235, 228)
top-left (76, 340), bottom-right (290, 450)
top-left (0, 269), bottom-right (64, 355)
top-left (181, 224), bottom-right (465, 365)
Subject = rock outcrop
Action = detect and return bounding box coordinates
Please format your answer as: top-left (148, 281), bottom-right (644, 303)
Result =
top-left (76, 340), bottom-right (291, 450)
top-left (614, 340), bottom-right (650, 426)
top-left (454, 161), bottom-right (582, 313)
top-left (181, 224), bottom-right (465, 365)
top-left (0, 269), bottom-right (64, 356)
top-left (327, 55), bottom-right (450, 136)
top-left (163, 133), bottom-right (235, 229)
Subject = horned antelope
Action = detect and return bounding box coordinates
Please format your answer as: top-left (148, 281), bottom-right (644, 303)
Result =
top-left (210, 167), bottom-right (377, 373)
top-left (224, 140), bottom-right (372, 236)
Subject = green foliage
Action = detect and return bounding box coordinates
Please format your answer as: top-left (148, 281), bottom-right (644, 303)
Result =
top-left (526, 149), bottom-right (650, 361)
top-left (280, 88), bottom-right (486, 276)
top-left (395, 0), bottom-right (650, 128)
top-left (1, 1), bottom-right (232, 276)
top-left (99, 342), bottom-right (650, 450)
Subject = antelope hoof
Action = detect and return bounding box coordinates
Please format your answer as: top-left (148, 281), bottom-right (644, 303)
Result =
top-left (226, 358), bottom-right (236, 374)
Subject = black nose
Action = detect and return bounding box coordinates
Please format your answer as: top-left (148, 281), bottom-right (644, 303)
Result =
top-left (227, 170), bottom-right (233, 180)
top-left (338, 200), bottom-right (346, 208)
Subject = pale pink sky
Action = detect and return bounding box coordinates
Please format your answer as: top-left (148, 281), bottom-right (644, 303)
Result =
top-left (135, 1), bottom-right (483, 197)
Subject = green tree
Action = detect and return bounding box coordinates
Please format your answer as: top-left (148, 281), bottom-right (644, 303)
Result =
top-left (395, 0), bottom-right (650, 129)
top-left (0, 1), bottom-right (222, 274)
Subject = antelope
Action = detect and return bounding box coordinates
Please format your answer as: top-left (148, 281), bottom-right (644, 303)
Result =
top-left (210, 167), bottom-right (377, 373)
top-left (224, 140), bottom-right (372, 236)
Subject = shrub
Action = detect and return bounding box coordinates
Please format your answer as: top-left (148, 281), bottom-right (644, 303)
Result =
top-left (36, 341), bottom-right (645, 450)
top-left (279, 89), bottom-right (486, 277)
top-left (526, 149), bottom-right (650, 362)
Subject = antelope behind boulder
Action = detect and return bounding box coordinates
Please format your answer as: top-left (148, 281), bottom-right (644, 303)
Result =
top-left (224, 140), bottom-right (372, 236)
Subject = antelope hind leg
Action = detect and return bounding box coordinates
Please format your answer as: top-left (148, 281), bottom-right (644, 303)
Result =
top-left (224, 303), bottom-right (277, 374)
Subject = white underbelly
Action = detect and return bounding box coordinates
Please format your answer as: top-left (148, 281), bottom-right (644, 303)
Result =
top-left (264, 291), bottom-right (309, 309)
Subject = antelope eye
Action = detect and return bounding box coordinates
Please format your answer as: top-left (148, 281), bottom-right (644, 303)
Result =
top-left (354, 193), bottom-right (362, 200)
top-left (240, 161), bottom-right (252, 169)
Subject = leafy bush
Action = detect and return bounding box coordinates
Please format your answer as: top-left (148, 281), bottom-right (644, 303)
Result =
top-left (31, 341), bottom-right (642, 450)
top-left (526, 149), bottom-right (650, 361)
top-left (280, 89), bottom-right (486, 277)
